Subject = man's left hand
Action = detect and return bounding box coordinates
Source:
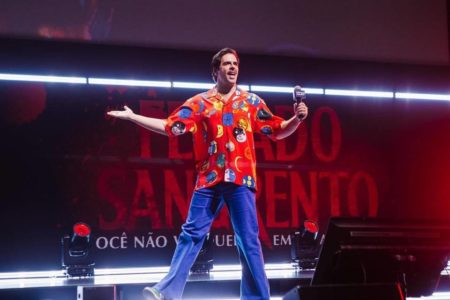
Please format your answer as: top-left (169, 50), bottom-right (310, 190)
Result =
top-left (294, 102), bottom-right (308, 121)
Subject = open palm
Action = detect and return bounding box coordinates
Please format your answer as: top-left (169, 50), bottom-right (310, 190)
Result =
top-left (107, 105), bottom-right (134, 120)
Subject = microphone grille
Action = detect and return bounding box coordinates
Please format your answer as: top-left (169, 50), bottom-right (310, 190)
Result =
top-left (293, 85), bottom-right (305, 101)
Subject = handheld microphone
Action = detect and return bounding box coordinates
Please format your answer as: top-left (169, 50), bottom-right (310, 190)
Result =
top-left (293, 85), bottom-right (306, 103)
top-left (293, 85), bottom-right (306, 119)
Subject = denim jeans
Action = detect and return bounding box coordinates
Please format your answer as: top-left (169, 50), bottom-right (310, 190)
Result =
top-left (154, 182), bottom-right (270, 300)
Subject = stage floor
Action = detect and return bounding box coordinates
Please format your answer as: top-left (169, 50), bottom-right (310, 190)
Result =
top-left (0, 263), bottom-right (449, 299)
top-left (0, 263), bottom-right (310, 299)
top-left (0, 263), bottom-right (310, 289)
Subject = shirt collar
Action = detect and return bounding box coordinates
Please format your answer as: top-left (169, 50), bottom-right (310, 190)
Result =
top-left (202, 86), bottom-right (246, 103)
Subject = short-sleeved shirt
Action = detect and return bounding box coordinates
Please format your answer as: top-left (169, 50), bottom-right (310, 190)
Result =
top-left (164, 87), bottom-right (285, 191)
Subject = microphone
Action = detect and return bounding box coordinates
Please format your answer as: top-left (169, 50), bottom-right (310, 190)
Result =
top-left (293, 85), bottom-right (306, 103)
top-left (293, 85), bottom-right (306, 120)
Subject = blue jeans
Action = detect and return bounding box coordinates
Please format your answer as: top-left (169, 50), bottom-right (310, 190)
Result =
top-left (154, 182), bottom-right (270, 300)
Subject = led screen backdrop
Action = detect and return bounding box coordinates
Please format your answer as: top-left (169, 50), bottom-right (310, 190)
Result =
top-left (1, 78), bottom-right (449, 271)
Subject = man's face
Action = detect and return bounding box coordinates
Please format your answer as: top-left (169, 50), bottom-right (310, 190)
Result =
top-left (216, 53), bottom-right (239, 87)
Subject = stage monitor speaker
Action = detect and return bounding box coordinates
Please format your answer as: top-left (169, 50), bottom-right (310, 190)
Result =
top-left (311, 217), bottom-right (450, 297)
top-left (282, 283), bottom-right (404, 300)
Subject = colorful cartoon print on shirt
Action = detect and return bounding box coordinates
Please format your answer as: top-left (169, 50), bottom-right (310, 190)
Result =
top-left (247, 94), bottom-right (260, 106)
top-left (257, 109), bottom-right (273, 120)
top-left (232, 100), bottom-right (247, 112)
top-left (214, 101), bottom-right (223, 111)
top-left (242, 175), bottom-right (256, 189)
top-left (189, 123), bottom-right (197, 134)
top-left (226, 140), bottom-right (235, 152)
top-left (244, 147), bottom-right (252, 160)
top-left (232, 101), bottom-right (241, 110)
top-left (216, 153), bottom-right (226, 168)
top-left (225, 168), bottom-right (236, 182)
top-left (192, 100), bottom-right (205, 114)
top-left (206, 171), bottom-right (218, 184)
top-left (237, 118), bottom-right (249, 131)
top-left (223, 113), bottom-right (234, 126)
top-left (233, 127), bottom-right (247, 143)
top-left (164, 88), bottom-right (286, 191)
top-left (178, 107), bottom-right (193, 119)
top-left (216, 124), bottom-right (224, 138)
top-left (171, 121), bottom-right (186, 135)
top-left (234, 156), bottom-right (244, 172)
top-left (260, 125), bottom-right (273, 135)
top-left (208, 141), bottom-right (218, 155)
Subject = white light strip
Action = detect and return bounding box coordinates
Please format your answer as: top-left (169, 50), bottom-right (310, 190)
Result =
top-left (0, 270), bottom-right (64, 280)
top-left (88, 77), bottom-right (171, 88)
top-left (94, 263), bottom-right (295, 276)
top-left (238, 84), bottom-right (250, 91)
top-left (3, 72), bottom-right (450, 103)
top-left (303, 88), bottom-right (324, 95)
top-left (250, 85), bottom-right (292, 93)
top-left (250, 85), bottom-right (324, 95)
top-left (0, 73), bottom-right (87, 84)
top-left (408, 292), bottom-right (450, 299)
top-left (173, 81), bottom-right (215, 89)
top-left (395, 92), bottom-right (450, 101)
top-left (0, 263), bottom-right (295, 279)
top-left (94, 266), bottom-right (170, 275)
top-left (325, 89), bottom-right (393, 98)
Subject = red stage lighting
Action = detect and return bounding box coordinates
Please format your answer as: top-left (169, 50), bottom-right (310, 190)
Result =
top-left (73, 222), bottom-right (91, 237)
top-left (62, 222), bottom-right (95, 277)
top-left (291, 220), bottom-right (322, 269)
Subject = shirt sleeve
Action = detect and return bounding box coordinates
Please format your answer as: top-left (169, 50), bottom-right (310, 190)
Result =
top-left (252, 95), bottom-right (285, 141)
top-left (164, 98), bottom-right (200, 137)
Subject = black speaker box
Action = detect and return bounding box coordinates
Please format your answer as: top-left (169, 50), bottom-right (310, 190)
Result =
top-left (282, 283), bottom-right (404, 300)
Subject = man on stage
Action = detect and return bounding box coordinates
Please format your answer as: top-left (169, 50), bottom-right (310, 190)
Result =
top-left (107, 48), bottom-right (308, 300)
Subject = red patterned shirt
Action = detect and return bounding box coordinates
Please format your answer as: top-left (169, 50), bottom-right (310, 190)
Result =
top-left (164, 88), bottom-right (285, 191)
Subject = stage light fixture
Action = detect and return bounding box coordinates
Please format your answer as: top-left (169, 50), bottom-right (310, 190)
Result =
top-left (291, 220), bottom-right (321, 269)
top-left (62, 222), bottom-right (95, 277)
top-left (190, 233), bottom-right (214, 273)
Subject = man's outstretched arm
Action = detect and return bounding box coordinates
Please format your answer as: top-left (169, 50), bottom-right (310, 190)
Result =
top-left (274, 102), bottom-right (308, 140)
top-left (107, 106), bottom-right (168, 136)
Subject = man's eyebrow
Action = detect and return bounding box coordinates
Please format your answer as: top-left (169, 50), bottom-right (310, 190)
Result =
top-left (222, 60), bottom-right (239, 65)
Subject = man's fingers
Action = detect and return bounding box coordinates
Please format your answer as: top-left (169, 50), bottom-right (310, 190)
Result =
top-left (107, 111), bottom-right (122, 117)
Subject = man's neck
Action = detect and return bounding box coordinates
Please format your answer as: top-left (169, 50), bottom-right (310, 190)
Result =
top-left (216, 84), bottom-right (236, 102)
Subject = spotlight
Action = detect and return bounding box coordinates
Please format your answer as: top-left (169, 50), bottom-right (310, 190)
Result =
top-left (190, 233), bottom-right (214, 273)
top-left (291, 220), bottom-right (321, 269)
top-left (62, 222), bottom-right (95, 277)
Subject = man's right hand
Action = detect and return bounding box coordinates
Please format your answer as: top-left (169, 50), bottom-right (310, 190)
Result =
top-left (107, 105), bottom-right (134, 120)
